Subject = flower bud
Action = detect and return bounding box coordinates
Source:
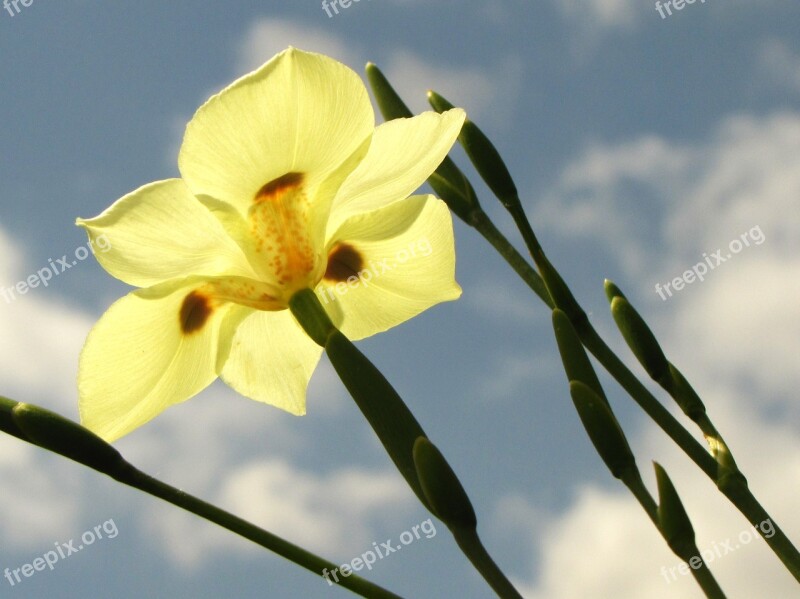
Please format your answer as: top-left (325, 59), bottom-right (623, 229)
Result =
top-left (570, 381), bottom-right (636, 479)
top-left (413, 436), bottom-right (477, 529)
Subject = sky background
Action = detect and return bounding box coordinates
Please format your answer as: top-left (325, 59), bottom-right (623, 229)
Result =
top-left (2, 1), bottom-right (800, 598)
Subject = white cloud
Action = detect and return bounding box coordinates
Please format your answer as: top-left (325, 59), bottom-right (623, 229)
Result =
top-left (556, 0), bottom-right (640, 31)
top-left (236, 17), bottom-right (520, 128)
top-left (535, 111), bottom-right (800, 266)
top-left (0, 441), bottom-right (82, 549)
top-left (514, 108), bottom-right (800, 596)
top-left (508, 393), bottom-right (800, 597)
top-left (758, 38), bottom-right (800, 95)
top-left (381, 50), bottom-right (522, 127)
top-left (0, 227), bottom-right (95, 411)
top-left (147, 459), bottom-right (414, 567)
top-left (0, 226), bottom-right (99, 547)
top-left (236, 18), bottom-right (357, 75)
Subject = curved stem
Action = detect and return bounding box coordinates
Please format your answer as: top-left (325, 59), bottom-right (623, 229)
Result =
top-left (470, 210), bottom-right (553, 309)
top-left (622, 471), bottom-right (727, 599)
top-left (451, 527), bottom-right (523, 599)
top-left (469, 205), bottom-right (800, 582)
top-left (112, 464), bottom-right (403, 598)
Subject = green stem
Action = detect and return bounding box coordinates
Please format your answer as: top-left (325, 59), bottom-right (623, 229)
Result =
top-left (622, 470), bottom-right (659, 525)
top-left (623, 470), bottom-right (726, 599)
top-left (111, 464), bottom-right (402, 598)
top-left (470, 210), bottom-right (553, 308)
top-left (451, 527), bottom-right (523, 599)
top-left (288, 289), bottom-right (522, 598)
top-left (689, 561), bottom-right (727, 599)
top-left (468, 205), bottom-right (800, 581)
top-left (0, 396), bottom-right (402, 599)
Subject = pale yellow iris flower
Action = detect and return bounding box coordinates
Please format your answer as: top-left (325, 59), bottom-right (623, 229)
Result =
top-left (76, 48), bottom-right (465, 442)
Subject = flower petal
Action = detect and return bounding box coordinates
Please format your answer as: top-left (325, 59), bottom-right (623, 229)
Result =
top-left (178, 48), bottom-right (374, 215)
top-left (219, 309), bottom-right (323, 415)
top-left (78, 277), bottom-right (249, 441)
top-left (76, 179), bottom-right (256, 288)
top-left (320, 195), bottom-right (461, 340)
top-left (328, 108), bottom-right (466, 232)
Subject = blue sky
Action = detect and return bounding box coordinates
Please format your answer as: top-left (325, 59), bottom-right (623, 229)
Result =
top-left (2, 1), bottom-right (800, 597)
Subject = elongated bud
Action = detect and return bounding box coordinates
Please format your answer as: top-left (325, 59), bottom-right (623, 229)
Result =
top-left (428, 171), bottom-right (481, 223)
top-left (325, 331), bottom-right (430, 509)
top-left (609, 295), bottom-right (671, 386)
top-left (290, 289), bottom-right (431, 508)
top-left (11, 402), bottom-right (126, 475)
top-left (428, 90), bottom-right (518, 208)
top-left (603, 279), bottom-right (626, 303)
top-left (551, 309), bottom-right (607, 405)
top-left (654, 462), bottom-right (697, 559)
top-left (365, 63), bottom-right (480, 222)
top-left (413, 437), bottom-right (477, 529)
top-left (666, 363), bottom-right (707, 420)
top-left (365, 62), bottom-right (414, 120)
top-left (0, 396), bottom-right (26, 441)
top-left (569, 381), bottom-right (636, 479)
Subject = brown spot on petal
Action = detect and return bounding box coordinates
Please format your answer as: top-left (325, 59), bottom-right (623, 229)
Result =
top-left (324, 243), bottom-right (363, 282)
top-left (180, 291), bottom-right (213, 334)
top-left (254, 172), bottom-right (304, 203)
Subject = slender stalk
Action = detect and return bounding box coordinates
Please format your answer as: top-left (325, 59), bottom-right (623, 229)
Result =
top-left (0, 395), bottom-right (403, 599)
top-left (623, 470), bottom-right (726, 599)
top-left (470, 209), bottom-right (553, 308)
top-left (478, 200), bottom-right (800, 581)
top-left (289, 289), bottom-right (523, 598)
top-left (450, 527), bottom-right (523, 599)
top-left (112, 464), bottom-right (403, 598)
top-left (689, 562), bottom-right (727, 599)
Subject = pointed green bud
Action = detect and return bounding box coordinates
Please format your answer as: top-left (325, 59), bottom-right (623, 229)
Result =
top-left (365, 62), bottom-right (414, 120)
top-left (0, 396), bottom-right (26, 441)
top-left (413, 436), bottom-right (477, 529)
top-left (428, 90), bottom-right (518, 208)
top-left (323, 333), bottom-right (430, 511)
top-left (551, 309), bottom-right (607, 405)
top-left (610, 296), bottom-right (671, 386)
top-left (654, 462), bottom-right (697, 559)
top-left (666, 363), bottom-right (707, 420)
top-left (603, 279), bottom-right (627, 304)
top-left (290, 288), bottom-right (430, 508)
top-left (11, 403), bottom-right (127, 475)
top-left (569, 381), bottom-right (636, 479)
top-left (365, 63), bottom-right (481, 223)
top-left (428, 171), bottom-right (481, 224)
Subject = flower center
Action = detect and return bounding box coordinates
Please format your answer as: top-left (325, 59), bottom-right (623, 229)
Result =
top-left (249, 172), bottom-right (318, 297)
